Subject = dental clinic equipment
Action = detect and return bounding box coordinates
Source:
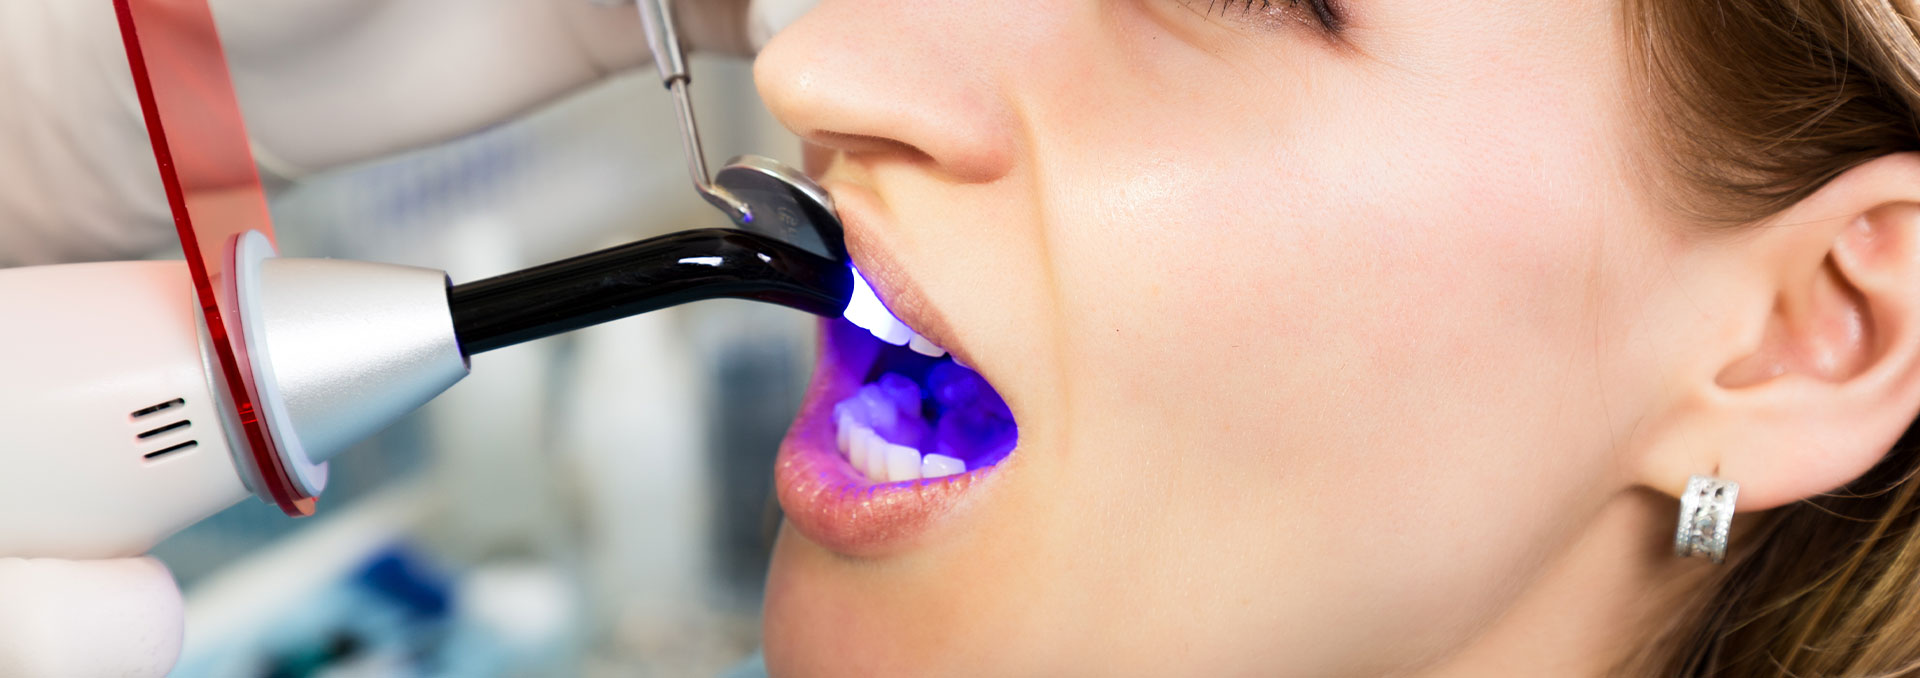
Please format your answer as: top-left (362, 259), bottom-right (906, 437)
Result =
top-left (0, 0), bottom-right (877, 561)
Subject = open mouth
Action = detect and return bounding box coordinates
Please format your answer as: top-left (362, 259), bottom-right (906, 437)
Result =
top-left (774, 264), bottom-right (1019, 555)
top-left (832, 268), bottom-right (1017, 482)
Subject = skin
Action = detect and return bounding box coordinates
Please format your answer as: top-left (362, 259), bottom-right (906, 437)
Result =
top-left (751, 0), bottom-right (1920, 674)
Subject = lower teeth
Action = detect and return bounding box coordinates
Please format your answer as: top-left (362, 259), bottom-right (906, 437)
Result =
top-left (832, 365), bottom-right (1015, 482)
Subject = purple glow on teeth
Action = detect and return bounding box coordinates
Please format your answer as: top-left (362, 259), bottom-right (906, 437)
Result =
top-left (835, 374), bottom-right (931, 449)
top-left (832, 267), bottom-right (1013, 479)
top-left (843, 265), bottom-right (946, 356)
top-left (833, 359), bottom-right (1018, 477)
top-left (843, 266), bottom-right (898, 335)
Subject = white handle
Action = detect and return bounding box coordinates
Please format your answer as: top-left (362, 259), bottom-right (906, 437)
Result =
top-left (0, 261), bottom-right (250, 559)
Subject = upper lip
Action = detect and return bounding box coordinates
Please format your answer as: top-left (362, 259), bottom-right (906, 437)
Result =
top-left (828, 182), bottom-right (974, 366)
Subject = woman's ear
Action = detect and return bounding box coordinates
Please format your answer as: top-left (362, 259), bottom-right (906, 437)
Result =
top-left (1636, 153), bottom-right (1920, 511)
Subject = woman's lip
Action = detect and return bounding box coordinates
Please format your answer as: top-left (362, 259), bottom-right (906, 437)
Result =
top-left (772, 183), bottom-right (1001, 557)
top-left (825, 182), bottom-right (978, 368)
top-left (774, 318), bottom-right (996, 558)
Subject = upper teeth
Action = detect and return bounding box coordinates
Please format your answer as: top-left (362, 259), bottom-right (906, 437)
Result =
top-left (844, 267), bottom-right (948, 357)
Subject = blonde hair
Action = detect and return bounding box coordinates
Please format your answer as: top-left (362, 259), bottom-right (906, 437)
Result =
top-left (1626, 0), bottom-right (1920, 674)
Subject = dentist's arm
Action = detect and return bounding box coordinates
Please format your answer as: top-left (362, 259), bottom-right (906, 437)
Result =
top-left (218, 0), bottom-right (758, 177)
top-left (0, 0), bottom-right (781, 267)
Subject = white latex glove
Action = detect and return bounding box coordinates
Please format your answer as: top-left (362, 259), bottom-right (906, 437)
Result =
top-left (0, 0), bottom-right (811, 266)
top-left (0, 557), bottom-right (184, 677)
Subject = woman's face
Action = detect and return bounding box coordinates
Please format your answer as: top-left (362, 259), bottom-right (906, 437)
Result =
top-left (755, 0), bottom-right (1684, 674)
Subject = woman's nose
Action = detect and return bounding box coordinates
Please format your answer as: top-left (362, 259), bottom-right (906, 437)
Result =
top-left (753, 0), bottom-right (1022, 184)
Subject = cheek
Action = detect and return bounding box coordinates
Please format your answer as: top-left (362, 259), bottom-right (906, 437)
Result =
top-left (1018, 16), bottom-right (1640, 665)
top-left (1037, 52), bottom-right (1619, 477)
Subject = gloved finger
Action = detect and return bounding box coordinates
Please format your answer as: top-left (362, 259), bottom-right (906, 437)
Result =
top-left (223, 0), bottom-right (813, 178)
top-left (0, 556), bottom-right (184, 678)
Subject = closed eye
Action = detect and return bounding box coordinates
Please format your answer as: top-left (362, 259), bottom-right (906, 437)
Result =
top-left (1187, 0), bottom-right (1345, 34)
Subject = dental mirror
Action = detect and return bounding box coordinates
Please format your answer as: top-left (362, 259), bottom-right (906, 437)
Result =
top-left (636, 0), bottom-right (848, 262)
top-left (714, 155), bottom-right (845, 261)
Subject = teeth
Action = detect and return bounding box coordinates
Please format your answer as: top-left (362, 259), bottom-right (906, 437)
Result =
top-left (876, 318), bottom-right (913, 346)
top-left (858, 428), bottom-right (885, 482)
top-left (843, 266), bottom-right (954, 358)
top-left (834, 419), bottom-right (972, 483)
top-left (907, 334), bottom-right (946, 358)
top-left (882, 442), bottom-right (922, 482)
top-left (920, 453), bottom-right (966, 479)
top-left (848, 427), bottom-right (867, 473)
top-left (836, 412), bottom-right (855, 453)
top-left (832, 366), bottom-right (995, 483)
top-left (862, 434), bottom-right (890, 482)
top-left (843, 268), bottom-right (893, 333)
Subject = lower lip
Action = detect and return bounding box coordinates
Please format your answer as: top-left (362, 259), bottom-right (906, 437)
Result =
top-left (774, 319), bottom-right (999, 557)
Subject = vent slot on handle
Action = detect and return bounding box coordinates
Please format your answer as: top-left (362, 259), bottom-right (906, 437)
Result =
top-left (136, 419), bottom-right (191, 440)
top-left (131, 398), bottom-right (185, 419)
top-left (144, 440), bottom-right (199, 461)
top-left (132, 397), bottom-right (198, 462)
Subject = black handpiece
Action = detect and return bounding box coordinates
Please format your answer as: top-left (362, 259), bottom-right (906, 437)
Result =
top-left (447, 228), bottom-right (853, 356)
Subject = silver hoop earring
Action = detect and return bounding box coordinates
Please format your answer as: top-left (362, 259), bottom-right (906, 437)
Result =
top-left (1674, 475), bottom-right (1740, 564)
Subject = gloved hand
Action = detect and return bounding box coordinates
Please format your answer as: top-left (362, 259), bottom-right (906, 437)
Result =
top-left (0, 0), bottom-right (802, 266)
top-left (0, 558), bottom-right (184, 677)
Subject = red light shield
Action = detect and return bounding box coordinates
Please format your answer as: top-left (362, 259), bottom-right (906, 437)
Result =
top-left (114, 0), bottom-right (314, 516)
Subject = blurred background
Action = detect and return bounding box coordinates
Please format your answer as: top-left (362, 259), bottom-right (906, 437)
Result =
top-left (148, 57), bottom-right (809, 678)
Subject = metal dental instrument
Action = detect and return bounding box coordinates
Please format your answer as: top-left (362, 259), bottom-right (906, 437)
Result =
top-left (637, 0), bottom-right (848, 262)
top-left (637, 0), bottom-right (750, 223)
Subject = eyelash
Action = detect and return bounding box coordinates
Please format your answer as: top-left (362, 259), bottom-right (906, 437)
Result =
top-left (1200, 0), bottom-right (1343, 33)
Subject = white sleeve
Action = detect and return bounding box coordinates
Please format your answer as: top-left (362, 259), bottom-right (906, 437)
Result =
top-left (0, 1), bottom-right (173, 266)
top-left (220, 0), bottom-right (759, 179)
top-left (0, 0), bottom-right (813, 267)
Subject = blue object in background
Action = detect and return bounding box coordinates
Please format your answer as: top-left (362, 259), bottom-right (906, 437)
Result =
top-left (171, 543), bottom-right (583, 678)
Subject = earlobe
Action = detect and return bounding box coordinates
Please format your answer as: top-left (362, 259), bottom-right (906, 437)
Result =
top-left (1639, 154), bottom-right (1920, 513)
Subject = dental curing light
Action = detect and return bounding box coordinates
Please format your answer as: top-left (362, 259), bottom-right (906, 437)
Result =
top-left (0, 231), bottom-right (854, 561)
top-left (0, 0), bottom-right (854, 561)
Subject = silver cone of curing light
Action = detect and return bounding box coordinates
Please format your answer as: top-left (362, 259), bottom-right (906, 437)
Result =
top-left (234, 231), bottom-right (467, 496)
